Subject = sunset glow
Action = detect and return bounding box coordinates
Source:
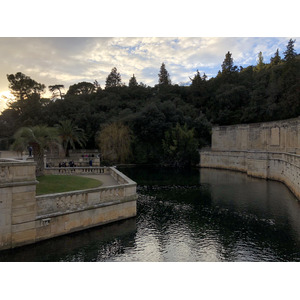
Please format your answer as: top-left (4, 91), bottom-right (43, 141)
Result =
top-left (0, 91), bottom-right (15, 112)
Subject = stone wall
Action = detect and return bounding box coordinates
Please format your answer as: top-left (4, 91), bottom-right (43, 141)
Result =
top-left (0, 161), bottom-right (137, 250)
top-left (200, 117), bottom-right (300, 200)
top-left (212, 117), bottom-right (300, 154)
top-left (200, 150), bottom-right (300, 199)
top-left (0, 159), bottom-right (38, 250)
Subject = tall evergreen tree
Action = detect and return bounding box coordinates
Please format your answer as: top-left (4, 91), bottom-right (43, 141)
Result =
top-left (190, 70), bottom-right (202, 87)
top-left (256, 51), bottom-right (265, 71)
top-left (221, 51), bottom-right (236, 75)
top-left (283, 39), bottom-right (297, 63)
top-left (158, 63), bottom-right (171, 85)
top-left (105, 67), bottom-right (122, 88)
top-left (270, 49), bottom-right (281, 65)
top-left (129, 74), bottom-right (138, 87)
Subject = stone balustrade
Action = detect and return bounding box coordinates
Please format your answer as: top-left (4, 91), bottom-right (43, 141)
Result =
top-left (44, 166), bottom-right (109, 175)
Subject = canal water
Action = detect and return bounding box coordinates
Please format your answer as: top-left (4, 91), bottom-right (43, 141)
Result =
top-left (1, 166), bottom-right (300, 262)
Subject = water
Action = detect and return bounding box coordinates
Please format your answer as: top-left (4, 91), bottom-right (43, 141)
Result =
top-left (1, 166), bottom-right (300, 262)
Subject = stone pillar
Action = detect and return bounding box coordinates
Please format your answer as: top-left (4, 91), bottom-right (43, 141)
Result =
top-left (0, 159), bottom-right (38, 250)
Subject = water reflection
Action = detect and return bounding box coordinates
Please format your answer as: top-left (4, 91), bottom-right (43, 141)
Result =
top-left (0, 218), bottom-right (137, 262)
top-left (1, 166), bottom-right (300, 261)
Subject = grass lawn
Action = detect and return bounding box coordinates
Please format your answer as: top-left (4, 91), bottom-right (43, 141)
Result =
top-left (36, 175), bottom-right (103, 195)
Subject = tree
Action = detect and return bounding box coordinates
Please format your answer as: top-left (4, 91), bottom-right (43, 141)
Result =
top-left (255, 51), bottom-right (265, 71)
top-left (48, 84), bottom-right (65, 100)
top-left (158, 62), bottom-right (171, 85)
top-left (129, 74), bottom-right (138, 87)
top-left (55, 120), bottom-right (87, 157)
top-left (190, 70), bottom-right (202, 88)
top-left (283, 39), bottom-right (297, 63)
top-left (66, 82), bottom-right (95, 96)
top-left (96, 122), bottom-right (132, 163)
top-left (270, 49), bottom-right (281, 65)
top-left (93, 80), bottom-right (102, 92)
top-left (7, 72), bottom-right (45, 100)
top-left (11, 125), bottom-right (60, 176)
top-left (221, 51), bottom-right (237, 75)
top-left (105, 67), bottom-right (122, 88)
top-left (162, 123), bottom-right (199, 168)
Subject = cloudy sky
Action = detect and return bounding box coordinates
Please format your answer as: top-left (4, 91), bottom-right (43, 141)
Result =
top-left (0, 37), bottom-right (298, 103)
top-left (0, 1), bottom-right (299, 112)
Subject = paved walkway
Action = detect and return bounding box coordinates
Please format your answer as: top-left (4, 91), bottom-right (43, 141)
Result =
top-left (80, 174), bottom-right (119, 187)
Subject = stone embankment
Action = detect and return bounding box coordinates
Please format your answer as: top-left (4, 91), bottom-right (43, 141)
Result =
top-left (0, 159), bottom-right (137, 251)
top-left (200, 117), bottom-right (300, 200)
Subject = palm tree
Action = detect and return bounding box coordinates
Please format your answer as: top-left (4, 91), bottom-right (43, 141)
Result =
top-left (11, 125), bottom-right (60, 176)
top-left (55, 120), bottom-right (87, 157)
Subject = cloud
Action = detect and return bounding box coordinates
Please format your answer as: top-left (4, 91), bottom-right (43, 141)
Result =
top-left (0, 37), bottom-right (299, 96)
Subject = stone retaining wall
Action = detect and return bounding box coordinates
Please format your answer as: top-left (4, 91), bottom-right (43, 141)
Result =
top-left (212, 117), bottom-right (300, 154)
top-left (0, 160), bottom-right (137, 250)
top-left (200, 117), bottom-right (300, 200)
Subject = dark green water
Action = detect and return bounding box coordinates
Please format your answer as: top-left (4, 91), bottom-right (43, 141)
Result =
top-left (1, 166), bottom-right (300, 262)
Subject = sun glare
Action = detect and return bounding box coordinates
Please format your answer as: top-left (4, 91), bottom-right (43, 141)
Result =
top-left (0, 91), bottom-right (15, 112)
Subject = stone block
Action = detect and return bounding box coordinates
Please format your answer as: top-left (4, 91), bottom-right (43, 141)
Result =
top-left (12, 190), bottom-right (35, 202)
top-left (0, 209), bottom-right (11, 226)
top-left (80, 210), bottom-right (93, 227)
top-left (0, 189), bottom-right (12, 209)
top-left (0, 232), bottom-right (12, 250)
top-left (12, 220), bottom-right (37, 233)
top-left (12, 211), bottom-right (36, 224)
top-left (12, 228), bottom-right (36, 246)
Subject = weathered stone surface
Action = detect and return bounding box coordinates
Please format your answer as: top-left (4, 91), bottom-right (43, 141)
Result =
top-left (212, 117), bottom-right (300, 154)
top-left (201, 117), bottom-right (300, 200)
top-left (0, 162), bottom-right (137, 250)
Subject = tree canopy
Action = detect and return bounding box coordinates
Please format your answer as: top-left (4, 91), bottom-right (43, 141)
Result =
top-left (158, 63), bottom-right (171, 85)
top-left (7, 72), bottom-right (45, 100)
top-left (1, 39), bottom-right (299, 167)
top-left (105, 67), bottom-right (122, 88)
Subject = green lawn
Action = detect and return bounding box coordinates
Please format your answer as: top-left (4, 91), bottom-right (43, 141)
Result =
top-left (36, 175), bottom-right (103, 195)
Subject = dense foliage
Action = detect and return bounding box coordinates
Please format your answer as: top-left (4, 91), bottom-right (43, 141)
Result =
top-left (1, 40), bottom-right (299, 166)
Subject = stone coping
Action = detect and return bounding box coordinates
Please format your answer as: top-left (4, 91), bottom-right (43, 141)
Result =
top-left (212, 116), bottom-right (300, 129)
top-left (201, 149), bottom-right (300, 158)
top-left (0, 158), bottom-right (36, 166)
top-left (35, 182), bottom-right (136, 199)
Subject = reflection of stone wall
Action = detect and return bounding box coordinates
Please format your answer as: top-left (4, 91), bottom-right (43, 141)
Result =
top-left (200, 150), bottom-right (300, 199)
top-left (212, 117), bottom-right (300, 154)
